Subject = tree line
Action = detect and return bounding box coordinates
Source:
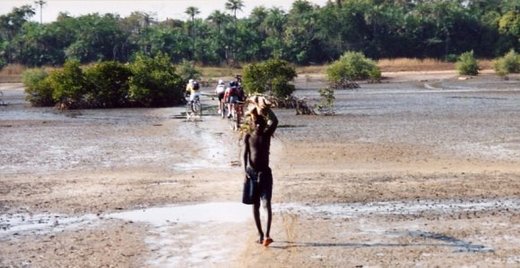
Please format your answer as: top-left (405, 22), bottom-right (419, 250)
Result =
top-left (1, 0), bottom-right (519, 69)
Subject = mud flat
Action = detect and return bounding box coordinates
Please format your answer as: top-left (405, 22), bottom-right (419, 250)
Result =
top-left (1, 73), bottom-right (520, 267)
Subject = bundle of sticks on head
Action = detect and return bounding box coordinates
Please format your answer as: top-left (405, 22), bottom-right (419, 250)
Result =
top-left (245, 95), bottom-right (272, 117)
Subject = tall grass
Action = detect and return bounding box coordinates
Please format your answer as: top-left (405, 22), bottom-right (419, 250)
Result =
top-left (300, 58), bottom-right (494, 74)
top-left (377, 58), bottom-right (453, 72)
top-left (0, 64), bottom-right (25, 82)
top-left (378, 58), bottom-right (494, 72)
top-left (199, 66), bottom-right (242, 78)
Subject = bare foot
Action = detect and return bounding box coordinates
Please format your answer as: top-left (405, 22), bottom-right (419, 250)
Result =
top-left (263, 237), bottom-right (273, 247)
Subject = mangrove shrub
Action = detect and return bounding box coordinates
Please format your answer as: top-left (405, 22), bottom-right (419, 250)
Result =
top-left (242, 59), bottom-right (297, 98)
top-left (456, 51), bottom-right (479, 76)
top-left (22, 54), bottom-right (186, 108)
top-left (128, 52), bottom-right (185, 107)
top-left (22, 68), bottom-right (54, 106)
top-left (494, 50), bottom-right (520, 76)
top-left (84, 61), bottom-right (132, 108)
top-left (327, 51), bottom-right (381, 89)
top-left (48, 60), bottom-right (87, 108)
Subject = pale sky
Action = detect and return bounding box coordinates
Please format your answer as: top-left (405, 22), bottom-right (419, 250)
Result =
top-left (1, 0), bottom-right (330, 23)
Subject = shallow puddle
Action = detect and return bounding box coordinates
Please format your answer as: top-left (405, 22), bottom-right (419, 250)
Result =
top-left (108, 202), bottom-right (250, 225)
top-left (2, 199), bottom-right (519, 266)
top-left (108, 202), bottom-right (251, 267)
top-left (2, 198), bottom-right (518, 237)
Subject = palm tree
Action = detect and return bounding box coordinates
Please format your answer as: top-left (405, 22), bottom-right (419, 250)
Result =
top-left (185, 6), bottom-right (200, 22)
top-left (265, 8), bottom-right (287, 38)
top-left (185, 6), bottom-right (200, 60)
top-left (207, 10), bottom-right (227, 35)
top-left (34, 0), bottom-right (46, 24)
top-left (225, 0), bottom-right (244, 63)
top-left (225, 0), bottom-right (244, 21)
top-left (207, 10), bottom-right (229, 63)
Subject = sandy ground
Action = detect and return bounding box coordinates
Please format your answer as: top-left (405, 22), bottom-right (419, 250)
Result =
top-left (1, 71), bottom-right (520, 267)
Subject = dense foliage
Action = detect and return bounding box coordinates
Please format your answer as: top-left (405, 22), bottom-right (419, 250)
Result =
top-left (84, 61), bottom-right (132, 108)
top-left (23, 54), bottom-right (185, 108)
top-left (128, 52), bottom-right (184, 107)
top-left (1, 0), bottom-right (520, 68)
top-left (22, 68), bottom-right (53, 106)
top-left (242, 59), bottom-right (296, 98)
top-left (48, 60), bottom-right (87, 108)
top-left (327, 51), bottom-right (380, 88)
top-left (456, 51), bottom-right (479, 76)
top-left (494, 49), bottom-right (520, 76)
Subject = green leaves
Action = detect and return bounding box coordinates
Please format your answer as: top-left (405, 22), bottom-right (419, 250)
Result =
top-left (22, 68), bottom-right (53, 106)
top-left (128, 52), bottom-right (184, 107)
top-left (456, 51), bottom-right (479, 76)
top-left (84, 61), bottom-right (131, 108)
top-left (242, 58), bottom-right (296, 98)
top-left (48, 59), bottom-right (86, 106)
top-left (326, 51), bottom-right (380, 89)
top-left (22, 53), bottom-right (186, 109)
top-left (3, 1), bottom-right (520, 67)
top-left (494, 49), bottom-right (520, 76)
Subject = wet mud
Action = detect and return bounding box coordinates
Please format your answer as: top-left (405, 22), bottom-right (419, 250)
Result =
top-left (1, 72), bottom-right (520, 266)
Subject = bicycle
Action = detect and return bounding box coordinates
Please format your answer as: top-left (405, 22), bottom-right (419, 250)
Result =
top-left (231, 101), bottom-right (244, 131)
top-left (219, 97), bottom-right (227, 119)
top-left (185, 93), bottom-right (202, 120)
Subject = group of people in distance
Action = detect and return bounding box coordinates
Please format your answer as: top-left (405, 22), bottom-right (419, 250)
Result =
top-left (215, 75), bottom-right (245, 119)
top-left (184, 76), bottom-right (278, 247)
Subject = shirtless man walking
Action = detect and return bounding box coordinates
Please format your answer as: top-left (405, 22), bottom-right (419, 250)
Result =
top-left (242, 96), bottom-right (278, 247)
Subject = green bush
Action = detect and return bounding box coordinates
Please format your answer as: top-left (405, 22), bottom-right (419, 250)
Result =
top-left (128, 52), bottom-right (185, 107)
top-left (22, 68), bottom-right (55, 106)
top-left (242, 59), bottom-right (297, 98)
top-left (22, 56), bottom-right (187, 109)
top-left (326, 51), bottom-right (381, 89)
top-left (84, 61), bottom-right (132, 108)
top-left (456, 51), bottom-right (479, 76)
top-left (241, 63), bottom-right (264, 94)
top-left (494, 50), bottom-right (520, 76)
top-left (48, 60), bottom-right (87, 108)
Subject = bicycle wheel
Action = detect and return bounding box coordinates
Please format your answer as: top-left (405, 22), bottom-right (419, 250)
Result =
top-left (186, 102), bottom-right (192, 119)
top-left (221, 105), bottom-right (226, 118)
top-left (192, 100), bottom-right (202, 116)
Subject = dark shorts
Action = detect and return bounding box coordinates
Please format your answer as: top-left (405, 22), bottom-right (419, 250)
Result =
top-left (228, 95), bottom-right (239, 104)
top-left (217, 92), bottom-right (225, 101)
top-left (247, 167), bottom-right (273, 202)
